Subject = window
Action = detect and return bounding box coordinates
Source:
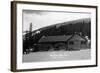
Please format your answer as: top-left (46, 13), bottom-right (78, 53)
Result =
top-left (69, 41), bottom-right (74, 45)
top-left (81, 41), bottom-right (86, 44)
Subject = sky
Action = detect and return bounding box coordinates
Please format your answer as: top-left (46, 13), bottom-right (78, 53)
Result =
top-left (23, 10), bottom-right (91, 32)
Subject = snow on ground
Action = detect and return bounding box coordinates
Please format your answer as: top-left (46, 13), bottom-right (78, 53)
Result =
top-left (23, 49), bottom-right (91, 63)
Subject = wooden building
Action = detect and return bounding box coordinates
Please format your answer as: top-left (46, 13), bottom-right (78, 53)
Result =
top-left (38, 33), bottom-right (89, 51)
top-left (67, 34), bottom-right (88, 50)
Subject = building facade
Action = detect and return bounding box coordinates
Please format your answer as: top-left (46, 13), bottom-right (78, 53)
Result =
top-left (38, 33), bottom-right (89, 51)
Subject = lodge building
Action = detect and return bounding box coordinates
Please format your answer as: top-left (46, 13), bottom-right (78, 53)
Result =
top-left (38, 33), bottom-right (90, 51)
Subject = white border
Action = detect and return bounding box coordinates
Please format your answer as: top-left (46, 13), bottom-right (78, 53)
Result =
top-left (17, 3), bottom-right (96, 69)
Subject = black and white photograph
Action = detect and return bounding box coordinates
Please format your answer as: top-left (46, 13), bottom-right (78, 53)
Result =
top-left (11, 1), bottom-right (97, 71)
top-left (22, 10), bottom-right (91, 62)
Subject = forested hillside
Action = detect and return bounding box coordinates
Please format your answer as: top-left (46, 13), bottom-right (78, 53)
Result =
top-left (39, 18), bottom-right (91, 39)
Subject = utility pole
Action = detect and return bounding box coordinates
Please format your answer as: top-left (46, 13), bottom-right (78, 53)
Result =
top-left (29, 22), bottom-right (32, 32)
top-left (29, 22), bottom-right (33, 37)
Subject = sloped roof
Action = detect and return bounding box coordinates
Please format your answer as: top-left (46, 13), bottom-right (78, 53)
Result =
top-left (38, 33), bottom-right (87, 43)
top-left (38, 35), bottom-right (72, 43)
top-left (68, 34), bottom-right (87, 41)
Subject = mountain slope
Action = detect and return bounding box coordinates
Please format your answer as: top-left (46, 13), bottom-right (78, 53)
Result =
top-left (39, 18), bottom-right (91, 39)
